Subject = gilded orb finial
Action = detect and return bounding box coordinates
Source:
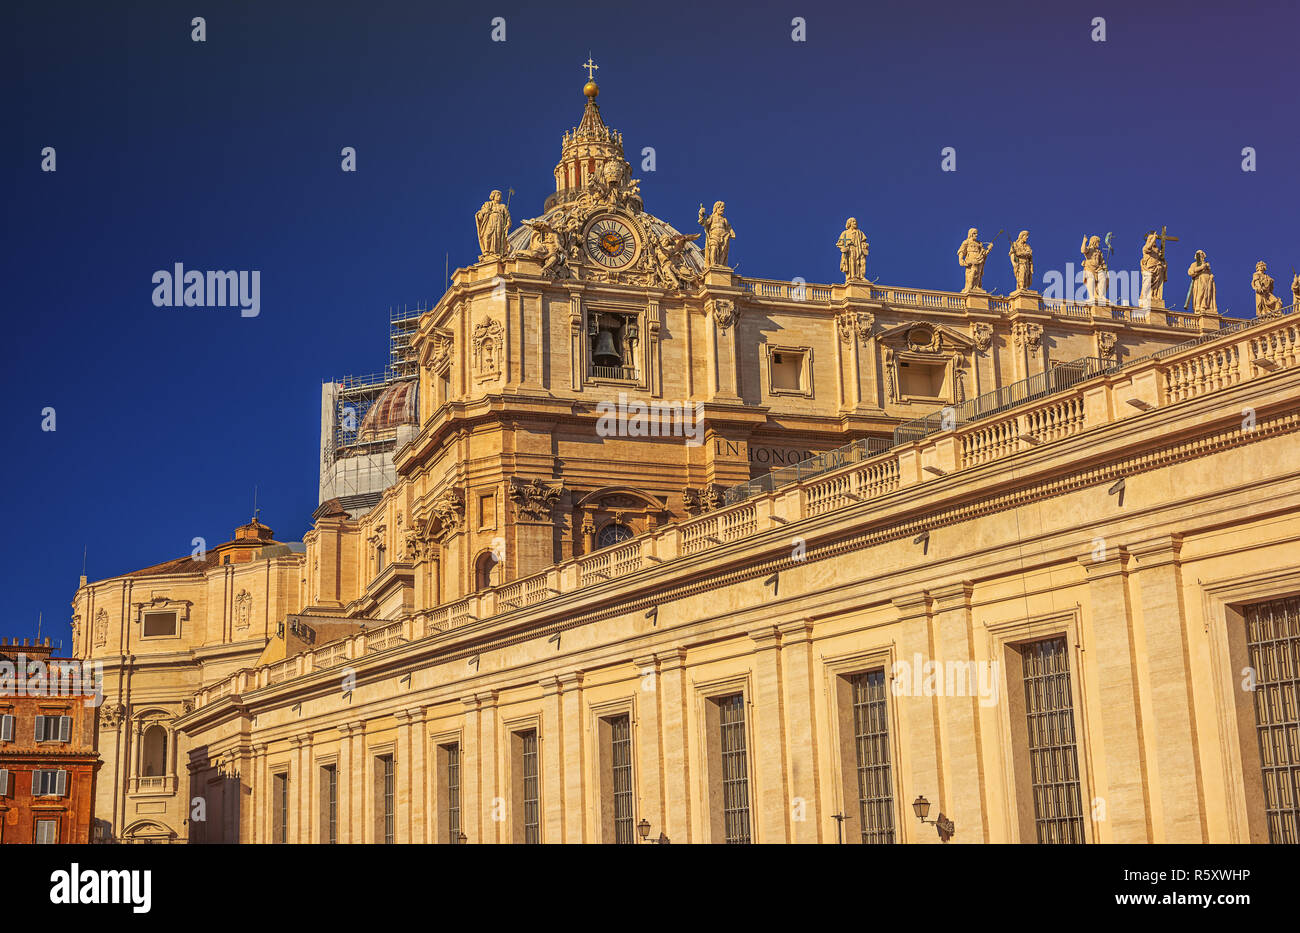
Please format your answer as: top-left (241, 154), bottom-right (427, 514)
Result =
top-left (582, 55), bottom-right (599, 97)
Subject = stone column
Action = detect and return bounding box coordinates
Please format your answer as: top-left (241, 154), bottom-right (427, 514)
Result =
top-left (657, 648), bottom-right (692, 842)
top-left (929, 581), bottom-right (989, 842)
top-left (777, 619), bottom-right (822, 843)
top-left (288, 736), bottom-right (303, 843)
top-left (1128, 534), bottom-right (1205, 842)
top-left (300, 733), bottom-right (314, 843)
top-left (411, 706), bottom-right (428, 844)
top-left (393, 709), bottom-right (414, 844)
top-left (892, 592), bottom-right (944, 843)
top-left (631, 654), bottom-right (665, 839)
top-left (539, 676), bottom-right (565, 841)
top-left (336, 723), bottom-right (353, 843)
top-left (459, 695), bottom-right (481, 844)
top-left (559, 672), bottom-right (586, 843)
top-left (477, 691), bottom-right (501, 843)
top-left (1077, 549), bottom-right (1151, 842)
top-left (251, 742), bottom-right (268, 844)
top-left (747, 625), bottom-right (790, 843)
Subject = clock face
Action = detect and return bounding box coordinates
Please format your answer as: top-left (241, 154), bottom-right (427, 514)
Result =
top-left (584, 216), bottom-right (637, 269)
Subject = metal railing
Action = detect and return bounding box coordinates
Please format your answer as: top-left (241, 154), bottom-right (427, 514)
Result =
top-left (892, 356), bottom-right (1115, 445)
top-left (589, 364), bottom-right (638, 381)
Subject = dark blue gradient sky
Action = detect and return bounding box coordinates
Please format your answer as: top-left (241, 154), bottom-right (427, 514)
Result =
top-left (3, 0), bottom-right (1297, 647)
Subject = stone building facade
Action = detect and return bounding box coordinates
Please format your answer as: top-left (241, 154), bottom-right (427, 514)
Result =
top-left (72, 73), bottom-right (1300, 843)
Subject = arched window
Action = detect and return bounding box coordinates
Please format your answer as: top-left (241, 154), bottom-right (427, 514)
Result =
top-left (474, 551), bottom-right (501, 591)
top-left (141, 724), bottom-right (168, 777)
top-left (597, 523), bottom-right (634, 549)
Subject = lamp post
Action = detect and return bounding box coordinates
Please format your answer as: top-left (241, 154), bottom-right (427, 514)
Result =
top-left (912, 795), bottom-right (955, 843)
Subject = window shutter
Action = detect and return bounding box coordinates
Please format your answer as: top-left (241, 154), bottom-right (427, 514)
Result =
top-left (34, 715), bottom-right (44, 741)
top-left (0, 714), bottom-right (12, 741)
top-left (56, 770), bottom-right (68, 797)
top-left (32, 770), bottom-right (40, 795)
top-left (59, 716), bottom-right (71, 742)
top-left (0, 768), bottom-right (8, 796)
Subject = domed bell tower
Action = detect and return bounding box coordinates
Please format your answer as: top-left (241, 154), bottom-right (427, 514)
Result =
top-left (547, 58), bottom-right (631, 211)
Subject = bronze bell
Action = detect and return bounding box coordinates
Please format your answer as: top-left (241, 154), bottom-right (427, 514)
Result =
top-left (592, 329), bottom-right (621, 367)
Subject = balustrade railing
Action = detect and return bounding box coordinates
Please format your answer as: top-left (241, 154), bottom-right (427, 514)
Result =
top-left (190, 309), bottom-right (1300, 711)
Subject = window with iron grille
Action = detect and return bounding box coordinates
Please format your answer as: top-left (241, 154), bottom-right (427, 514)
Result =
top-left (850, 670), bottom-right (895, 844)
top-left (321, 765), bottom-right (337, 844)
top-left (1244, 595), bottom-right (1300, 844)
top-left (379, 755), bottom-right (395, 844)
top-left (718, 693), bottom-right (752, 844)
top-left (519, 730), bottom-right (540, 844)
top-left (445, 743), bottom-right (461, 844)
top-left (272, 772), bottom-right (288, 844)
top-left (609, 715), bottom-right (634, 844)
top-left (1020, 637), bottom-right (1086, 843)
top-left (35, 819), bottom-right (59, 845)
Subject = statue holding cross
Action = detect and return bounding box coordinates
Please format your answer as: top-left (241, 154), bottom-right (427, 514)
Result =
top-left (1140, 225), bottom-right (1178, 308)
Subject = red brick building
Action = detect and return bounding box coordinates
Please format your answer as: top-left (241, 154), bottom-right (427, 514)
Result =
top-left (0, 637), bottom-right (100, 844)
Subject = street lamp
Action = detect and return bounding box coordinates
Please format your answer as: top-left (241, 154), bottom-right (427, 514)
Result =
top-left (637, 819), bottom-right (651, 842)
top-left (457, 831), bottom-right (468, 844)
top-left (912, 795), bottom-right (955, 843)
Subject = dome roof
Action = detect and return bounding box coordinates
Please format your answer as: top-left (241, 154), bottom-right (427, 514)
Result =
top-left (357, 379), bottom-right (417, 441)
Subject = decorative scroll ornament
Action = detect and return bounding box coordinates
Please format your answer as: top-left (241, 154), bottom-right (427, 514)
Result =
top-left (509, 477), bottom-right (565, 521)
top-left (432, 331), bottom-right (454, 371)
top-left (93, 609), bottom-right (108, 647)
top-left (1097, 331), bottom-right (1117, 361)
top-left (234, 590), bottom-right (251, 631)
top-left (431, 487), bottom-right (466, 539)
top-left (473, 317), bottom-right (504, 377)
top-left (906, 324), bottom-right (941, 353)
top-left (708, 298), bottom-right (737, 333)
top-left (971, 322), bottom-right (994, 352)
top-left (837, 309), bottom-right (874, 345)
top-left (1012, 321), bottom-right (1043, 351)
top-left (682, 485), bottom-right (723, 515)
top-left (100, 704), bottom-right (124, 729)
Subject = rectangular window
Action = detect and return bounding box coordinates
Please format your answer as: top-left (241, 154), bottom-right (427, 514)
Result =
top-left (35, 819), bottom-right (59, 844)
top-left (320, 765), bottom-right (337, 845)
top-left (609, 715), bottom-right (634, 844)
top-left (1019, 637), bottom-right (1086, 843)
top-left (714, 693), bottom-right (752, 844)
top-left (849, 670), bottom-right (896, 844)
top-left (514, 730), bottom-right (540, 844)
top-left (0, 768), bottom-right (9, 796)
top-left (442, 743), bottom-right (461, 844)
top-left (376, 755), bottom-right (395, 844)
top-left (1244, 595), bottom-right (1300, 844)
top-left (142, 611), bottom-right (177, 637)
top-left (34, 715), bottom-right (71, 743)
top-left (32, 769), bottom-right (68, 797)
top-left (272, 772), bottom-right (288, 844)
top-left (0, 714), bottom-right (13, 741)
top-left (771, 350), bottom-right (806, 392)
top-left (898, 360), bottom-right (947, 399)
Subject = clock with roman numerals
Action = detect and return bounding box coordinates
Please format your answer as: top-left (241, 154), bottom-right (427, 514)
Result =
top-left (583, 215), bottom-right (638, 270)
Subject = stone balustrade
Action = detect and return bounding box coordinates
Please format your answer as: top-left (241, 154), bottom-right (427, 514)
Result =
top-left (188, 306), bottom-right (1299, 712)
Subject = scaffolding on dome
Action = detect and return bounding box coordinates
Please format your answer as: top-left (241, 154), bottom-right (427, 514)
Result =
top-left (318, 305), bottom-right (426, 515)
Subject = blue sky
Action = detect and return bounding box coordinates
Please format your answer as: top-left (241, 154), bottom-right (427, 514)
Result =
top-left (3, 0), bottom-right (1297, 648)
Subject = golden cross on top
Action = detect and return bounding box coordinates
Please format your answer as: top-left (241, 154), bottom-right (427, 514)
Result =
top-left (583, 56), bottom-right (599, 81)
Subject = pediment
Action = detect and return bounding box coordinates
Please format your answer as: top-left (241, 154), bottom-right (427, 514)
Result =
top-left (876, 320), bottom-right (977, 353)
